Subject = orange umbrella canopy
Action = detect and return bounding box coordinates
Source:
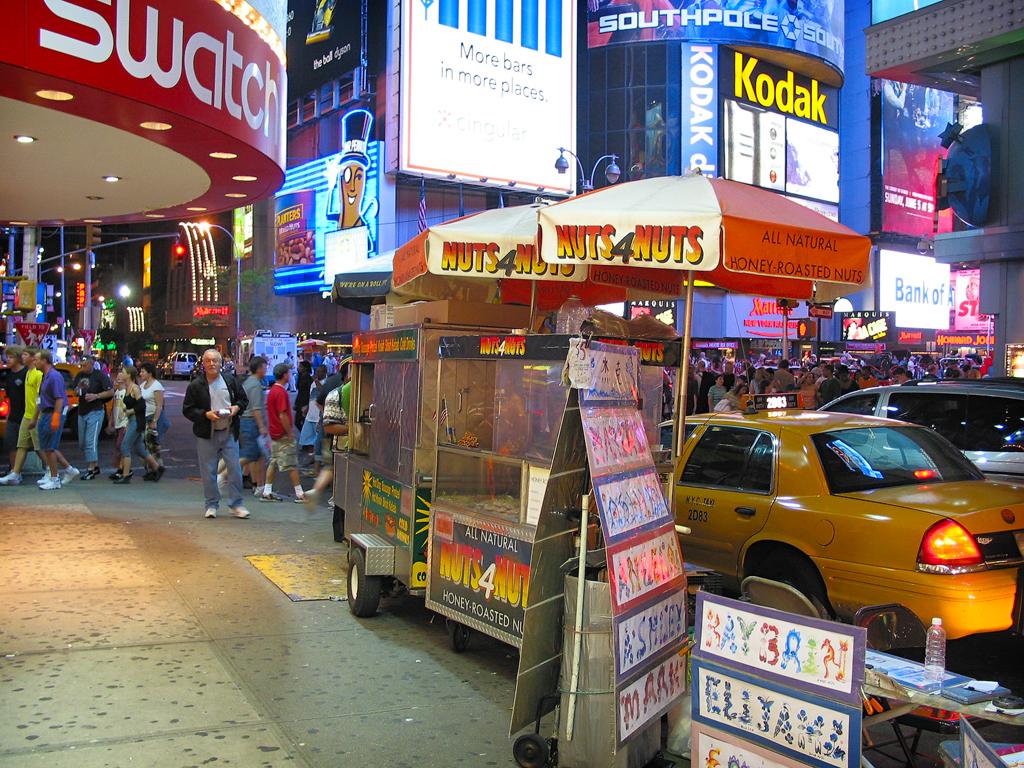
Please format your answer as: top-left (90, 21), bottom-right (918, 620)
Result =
top-left (538, 175), bottom-right (870, 299)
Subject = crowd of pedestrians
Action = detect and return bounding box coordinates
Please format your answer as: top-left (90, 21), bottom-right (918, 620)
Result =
top-left (188, 348), bottom-right (350, 520)
top-left (681, 350), bottom-right (993, 414)
top-left (1, 345), bottom-right (350, 517)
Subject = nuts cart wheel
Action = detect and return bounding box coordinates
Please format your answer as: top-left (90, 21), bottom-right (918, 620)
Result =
top-left (447, 620), bottom-right (472, 653)
top-left (347, 548), bottom-right (381, 617)
top-left (512, 733), bottom-right (550, 768)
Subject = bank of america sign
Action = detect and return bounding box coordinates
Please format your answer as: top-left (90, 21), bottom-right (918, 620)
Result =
top-left (423, 0), bottom-right (564, 57)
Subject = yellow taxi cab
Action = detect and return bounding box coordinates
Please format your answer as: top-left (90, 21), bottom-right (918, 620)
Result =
top-left (673, 397), bottom-right (1024, 640)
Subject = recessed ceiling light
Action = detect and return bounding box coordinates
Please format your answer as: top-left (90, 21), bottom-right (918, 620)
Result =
top-left (139, 121), bottom-right (172, 131)
top-left (209, 151), bottom-right (237, 159)
top-left (14, 135), bottom-right (36, 144)
top-left (83, 218), bottom-right (102, 223)
top-left (144, 213), bottom-right (165, 218)
top-left (103, 175), bottom-right (121, 183)
top-left (36, 89), bottom-right (74, 101)
top-left (186, 206), bottom-right (207, 211)
top-left (225, 193), bottom-right (247, 198)
top-left (232, 175), bottom-right (257, 182)
top-left (10, 220), bottom-right (29, 225)
top-left (86, 195), bottom-right (104, 200)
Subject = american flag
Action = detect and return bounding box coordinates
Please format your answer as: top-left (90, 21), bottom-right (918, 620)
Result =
top-left (417, 180), bottom-right (427, 232)
top-left (438, 397), bottom-right (450, 441)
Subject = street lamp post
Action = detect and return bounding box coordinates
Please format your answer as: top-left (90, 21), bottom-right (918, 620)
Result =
top-left (59, 226), bottom-right (66, 340)
top-left (197, 222), bottom-right (241, 353)
top-left (554, 147), bottom-right (621, 193)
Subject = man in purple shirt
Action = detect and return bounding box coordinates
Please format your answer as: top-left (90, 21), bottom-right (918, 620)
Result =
top-left (35, 350), bottom-right (77, 490)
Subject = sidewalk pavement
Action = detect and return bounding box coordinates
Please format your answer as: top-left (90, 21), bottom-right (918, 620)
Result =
top-left (0, 477), bottom-right (520, 767)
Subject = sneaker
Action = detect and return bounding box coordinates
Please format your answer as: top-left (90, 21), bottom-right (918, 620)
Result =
top-left (204, 507), bottom-right (217, 518)
top-left (109, 471), bottom-right (123, 480)
top-left (303, 488), bottom-right (320, 510)
top-left (230, 506), bottom-right (250, 519)
top-left (143, 471), bottom-right (157, 482)
top-left (113, 473), bottom-right (133, 484)
top-left (81, 468), bottom-right (100, 481)
top-left (327, 496), bottom-right (334, 508)
top-left (0, 472), bottom-right (22, 486)
top-left (258, 492), bottom-right (284, 502)
top-left (37, 473), bottom-right (53, 486)
top-left (60, 467), bottom-right (81, 484)
top-left (155, 466), bottom-right (165, 482)
top-left (39, 477), bottom-right (61, 491)
top-left (293, 493), bottom-right (307, 504)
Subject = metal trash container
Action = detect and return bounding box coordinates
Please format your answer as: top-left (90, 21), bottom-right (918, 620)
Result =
top-left (558, 575), bottom-right (660, 768)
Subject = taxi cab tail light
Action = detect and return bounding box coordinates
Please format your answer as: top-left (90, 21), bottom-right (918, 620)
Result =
top-left (918, 518), bottom-right (983, 570)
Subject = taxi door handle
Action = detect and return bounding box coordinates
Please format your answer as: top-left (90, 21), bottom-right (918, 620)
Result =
top-left (735, 507), bottom-right (756, 517)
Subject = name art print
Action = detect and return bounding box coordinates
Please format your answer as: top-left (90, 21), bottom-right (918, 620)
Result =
top-left (692, 659), bottom-right (861, 768)
top-left (608, 524), bottom-right (684, 612)
top-left (582, 406), bottom-right (652, 477)
top-left (594, 468), bottom-right (672, 543)
top-left (614, 590), bottom-right (688, 683)
top-left (695, 593), bottom-right (866, 704)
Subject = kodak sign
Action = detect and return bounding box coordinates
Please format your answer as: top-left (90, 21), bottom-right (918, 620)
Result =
top-left (729, 51), bottom-right (835, 127)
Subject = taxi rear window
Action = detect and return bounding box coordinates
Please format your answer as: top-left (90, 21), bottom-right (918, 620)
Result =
top-left (812, 426), bottom-right (983, 493)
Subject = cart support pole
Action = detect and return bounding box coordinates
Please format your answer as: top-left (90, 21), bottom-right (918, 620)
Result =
top-left (528, 281), bottom-right (538, 331)
top-left (565, 492), bottom-right (591, 742)
top-left (670, 274), bottom-right (695, 513)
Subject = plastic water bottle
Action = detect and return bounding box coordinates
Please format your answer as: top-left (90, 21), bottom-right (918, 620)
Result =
top-left (924, 617), bottom-right (947, 689)
top-left (556, 295), bottom-right (589, 335)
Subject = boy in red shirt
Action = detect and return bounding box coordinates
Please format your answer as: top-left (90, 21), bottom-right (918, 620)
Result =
top-left (261, 363), bottom-right (306, 503)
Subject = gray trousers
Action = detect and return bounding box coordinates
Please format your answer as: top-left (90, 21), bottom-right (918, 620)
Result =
top-left (196, 429), bottom-right (243, 510)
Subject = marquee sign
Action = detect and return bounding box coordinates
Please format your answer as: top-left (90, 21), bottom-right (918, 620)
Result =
top-left (840, 311), bottom-right (894, 343)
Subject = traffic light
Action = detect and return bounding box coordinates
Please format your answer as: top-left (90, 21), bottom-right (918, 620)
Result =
top-left (796, 319), bottom-right (818, 339)
top-left (173, 238), bottom-right (187, 262)
top-left (85, 224), bottom-right (102, 251)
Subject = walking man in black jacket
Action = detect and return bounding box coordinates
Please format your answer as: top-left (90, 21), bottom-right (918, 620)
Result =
top-left (182, 349), bottom-right (250, 519)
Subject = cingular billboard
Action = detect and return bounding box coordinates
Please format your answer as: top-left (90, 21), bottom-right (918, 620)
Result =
top-left (588, 1), bottom-right (844, 76)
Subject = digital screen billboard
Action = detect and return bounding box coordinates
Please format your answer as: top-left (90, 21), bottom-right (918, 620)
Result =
top-left (587, 1), bottom-right (844, 75)
top-left (286, 0), bottom-right (361, 100)
top-left (951, 269), bottom-right (990, 332)
top-left (722, 103), bottom-right (838, 204)
top-left (878, 250), bottom-right (951, 330)
top-left (785, 118), bottom-right (839, 203)
top-left (274, 108), bottom-right (381, 295)
top-left (841, 311), bottom-right (895, 343)
top-left (872, 0), bottom-right (944, 24)
top-left (880, 79), bottom-right (957, 236)
top-left (232, 205), bottom-right (254, 260)
top-left (399, 0), bottom-right (576, 194)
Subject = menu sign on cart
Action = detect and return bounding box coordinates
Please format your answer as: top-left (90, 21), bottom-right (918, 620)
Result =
top-left (575, 339), bottom-right (688, 746)
top-left (693, 593), bottom-right (866, 768)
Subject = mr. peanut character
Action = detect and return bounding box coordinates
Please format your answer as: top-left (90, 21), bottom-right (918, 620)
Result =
top-left (325, 108), bottom-right (377, 251)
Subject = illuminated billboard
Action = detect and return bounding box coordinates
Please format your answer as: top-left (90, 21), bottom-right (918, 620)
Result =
top-left (951, 269), bottom-right (990, 333)
top-left (720, 51), bottom-right (839, 205)
top-left (878, 250), bottom-right (951, 330)
top-left (680, 43), bottom-right (719, 176)
top-left (274, 108), bottom-right (381, 295)
top-left (880, 80), bottom-right (956, 236)
top-left (399, 0), bottom-right (576, 194)
top-left (232, 205), bottom-right (254, 260)
top-left (286, 0), bottom-right (361, 99)
top-left (587, 1), bottom-right (844, 75)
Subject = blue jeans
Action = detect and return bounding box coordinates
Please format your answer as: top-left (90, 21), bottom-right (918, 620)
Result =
top-left (123, 419), bottom-right (150, 461)
top-left (196, 429), bottom-right (243, 510)
top-left (78, 409), bottom-right (104, 465)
